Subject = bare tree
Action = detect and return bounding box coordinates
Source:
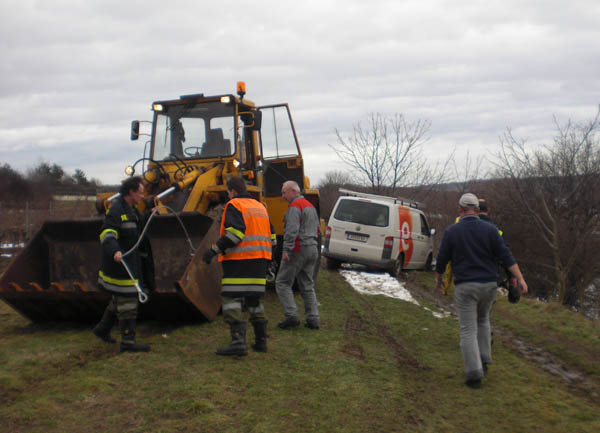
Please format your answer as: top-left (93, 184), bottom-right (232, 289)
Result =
top-left (451, 150), bottom-right (486, 194)
top-left (317, 170), bottom-right (355, 221)
top-left (331, 113), bottom-right (447, 197)
top-left (495, 107), bottom-right (600, 307)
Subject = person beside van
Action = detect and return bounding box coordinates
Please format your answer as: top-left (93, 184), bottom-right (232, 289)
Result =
top-left (276, 180), bottom-right (320, 330)
top-left (435, 193), bottom-right (528, 389)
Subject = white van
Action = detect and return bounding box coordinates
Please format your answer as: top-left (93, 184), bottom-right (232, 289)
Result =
top-left (322, 189), bottom-right (435, 275)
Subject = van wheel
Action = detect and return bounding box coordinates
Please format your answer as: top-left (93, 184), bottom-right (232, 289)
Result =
top-left (391, 254), bottom-right (404, 277)
top-left (326, 257), bottom-right (341, 270)
top-left (424, 253), bottom-right (433, 271)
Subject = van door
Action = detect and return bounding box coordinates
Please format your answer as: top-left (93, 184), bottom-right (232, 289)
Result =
top-left (397, 206), bottom-right (415, 267)
top-left (328, 199), bottom-right (391, 263)
top-left (410, 212), bottom-right (430, 268)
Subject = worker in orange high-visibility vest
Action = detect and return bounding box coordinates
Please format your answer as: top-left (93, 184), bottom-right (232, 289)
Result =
top-left (203, 176), bottom-right (275, 356)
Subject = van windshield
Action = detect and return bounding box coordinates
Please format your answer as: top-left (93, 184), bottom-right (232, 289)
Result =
top-left (333, 199), bottom-right (389, 227)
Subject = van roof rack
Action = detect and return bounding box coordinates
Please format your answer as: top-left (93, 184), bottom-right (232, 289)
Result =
top-left (338, 188), bottom-right (423, 209)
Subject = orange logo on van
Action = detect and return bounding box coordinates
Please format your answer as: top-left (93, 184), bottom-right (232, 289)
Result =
top-left (398, 206), bottom-right (413, 264)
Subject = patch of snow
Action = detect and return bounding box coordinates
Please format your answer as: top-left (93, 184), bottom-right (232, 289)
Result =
top-left (340, 269), bottom-right (418, 304)
top-left (339, 269), bottom-right (449, 319)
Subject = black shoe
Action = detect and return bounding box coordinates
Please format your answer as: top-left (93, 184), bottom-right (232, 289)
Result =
top-left (93, 308), bottom-right (117, 343)
top-left (251, 320), bottom-right (267, 353)
top-left (120, 341), bottom-right (151, 353)
top-left (216, 342), bottom-right (248, 356)
top-left (217, 322), bottom-right (248, 356)
top-left (304, 321), bottom-right (319, 330)
top-left (119, 318), bottom-right (150, 353)
top-left (466, 379), bottom-right (482, 389)
top-left (93, 327), bottom-right (117, 344)
top-left (277, 317), bottom-right (300, 329)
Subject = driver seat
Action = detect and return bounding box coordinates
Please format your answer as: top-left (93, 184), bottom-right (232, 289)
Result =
top-left (201, 128), bottom-right (231, 157)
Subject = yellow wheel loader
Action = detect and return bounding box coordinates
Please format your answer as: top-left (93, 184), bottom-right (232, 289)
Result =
top-left (0, 82), bottom-right (321, 322)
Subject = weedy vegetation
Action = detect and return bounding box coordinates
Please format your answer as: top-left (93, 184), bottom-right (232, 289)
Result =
top-left (0, 265), bottom-right (599, 432)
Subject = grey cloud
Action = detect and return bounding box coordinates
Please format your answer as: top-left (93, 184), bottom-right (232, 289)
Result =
top-left (1, 0), bottom-right (599, 186)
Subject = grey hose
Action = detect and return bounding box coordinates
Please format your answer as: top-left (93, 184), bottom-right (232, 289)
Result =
top-left (121, 205), bottom-right (197, 303)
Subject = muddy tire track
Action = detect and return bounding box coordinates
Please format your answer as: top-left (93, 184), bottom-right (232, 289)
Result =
top-left (329, 272), bottom-right (428, 370)
top-left (400, 272), bottom-right (600, 404)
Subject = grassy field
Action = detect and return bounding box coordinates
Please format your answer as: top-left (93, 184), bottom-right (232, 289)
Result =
top-left (0, 266), bottom-right (599, 432)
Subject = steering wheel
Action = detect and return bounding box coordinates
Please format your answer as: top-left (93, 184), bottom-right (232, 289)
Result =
top-left (184, 146), bottom-right (202, 157)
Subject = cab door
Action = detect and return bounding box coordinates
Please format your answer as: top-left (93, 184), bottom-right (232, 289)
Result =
top-left (257, 104), bottom-right (305, 198)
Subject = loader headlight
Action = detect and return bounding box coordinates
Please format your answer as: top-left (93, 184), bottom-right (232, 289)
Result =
top-left (233, 159), bottom-right (241, 168)
top-left (153, 104), bottom-right (164, 112)
top-left (220, 96), bottom-right (231, 104)
top-left (125, 165), bottom-right (135, 176)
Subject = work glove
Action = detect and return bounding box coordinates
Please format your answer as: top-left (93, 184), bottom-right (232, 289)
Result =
top-left (202, 244), bottom-right (220, 264)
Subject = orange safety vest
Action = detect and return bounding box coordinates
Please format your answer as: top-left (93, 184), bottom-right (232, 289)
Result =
top-left (219, 198), bottom-right (272, 262)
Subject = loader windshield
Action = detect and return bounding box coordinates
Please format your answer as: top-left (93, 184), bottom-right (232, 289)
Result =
top-left (152, 101), bottom-right (235, 160)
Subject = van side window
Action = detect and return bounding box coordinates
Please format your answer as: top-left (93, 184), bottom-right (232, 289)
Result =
top-left (333, 199), bottom-right (389, 227)
top-left (420, 214), bottom-right (430, 236)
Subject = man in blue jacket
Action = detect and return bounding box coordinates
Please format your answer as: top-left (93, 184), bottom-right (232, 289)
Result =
top-left (435, 193), bottom-right (528, 388)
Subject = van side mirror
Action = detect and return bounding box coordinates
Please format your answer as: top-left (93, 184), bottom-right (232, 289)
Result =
top-left (131, 120), bottom-right (140, 141)
top-left (430, 228), bottom-right (436, 236)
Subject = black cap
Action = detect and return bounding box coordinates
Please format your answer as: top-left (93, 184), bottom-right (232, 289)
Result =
top-left (478, 199), bottom-right (488, 212)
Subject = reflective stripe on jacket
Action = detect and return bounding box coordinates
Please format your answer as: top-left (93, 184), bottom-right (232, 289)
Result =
top-left (97, 197), bottom-right (141, 295)
top-left (219, 198), bottom-right (272, 262)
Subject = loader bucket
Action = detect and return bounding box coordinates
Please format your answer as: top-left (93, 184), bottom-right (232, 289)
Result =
top-left (0, 213), bottom-right (222, 323)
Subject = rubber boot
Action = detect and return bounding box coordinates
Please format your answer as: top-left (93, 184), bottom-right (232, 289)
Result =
top-left (251, 320), bottom-right (268, 353)
top-left (216, 322), bottom-right (248, 356)
top-left (92, 309), bottom-right (117, 344)
top-left (119, 318), bottom-right (150, 353)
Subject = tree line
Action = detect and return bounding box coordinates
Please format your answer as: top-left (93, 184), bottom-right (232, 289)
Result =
top-left (0, 162), bottom-right (101, 203)
top-left (321, 108), bottom-right (600, 318)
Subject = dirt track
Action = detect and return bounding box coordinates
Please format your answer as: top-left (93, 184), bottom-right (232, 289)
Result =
top-left (400, 271), bottom-right (600, 405)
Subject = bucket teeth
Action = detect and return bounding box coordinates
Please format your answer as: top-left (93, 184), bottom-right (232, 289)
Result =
top-left (28, 282), bottom-right (44, 291)
top-left (73, 282), bottom-right (87, 291)
top-left (8, 282), bottom-right (24, 292)
top-left (50, 282), bottom-right (66, 292)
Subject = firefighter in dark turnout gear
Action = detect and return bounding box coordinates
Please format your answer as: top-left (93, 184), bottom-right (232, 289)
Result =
top-left (203, 177), bottom-right (275, 356)
top-left (93, 176), bottom-right (151, 353)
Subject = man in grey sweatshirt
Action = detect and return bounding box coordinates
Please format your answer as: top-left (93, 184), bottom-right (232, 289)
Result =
top-left (276, 180), bottom-right (321, 330)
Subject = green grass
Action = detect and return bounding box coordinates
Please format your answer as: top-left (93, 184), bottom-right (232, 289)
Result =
top-left (1, 267), bottom-right (599, 432)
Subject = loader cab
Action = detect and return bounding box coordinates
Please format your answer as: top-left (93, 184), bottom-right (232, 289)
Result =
top-left (150, 98), bottom-right (237, 161)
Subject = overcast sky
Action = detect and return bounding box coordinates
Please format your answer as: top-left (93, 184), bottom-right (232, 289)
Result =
top-left (1, 0), bottom-right (599, 186)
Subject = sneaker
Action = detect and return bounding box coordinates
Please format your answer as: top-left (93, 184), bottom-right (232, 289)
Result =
top-left (304, 321), bottom-right (320, 330)
top-left (465, 378), bottom-right (482, 389)
top-left (277, 317), bottom-right (300, 329)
